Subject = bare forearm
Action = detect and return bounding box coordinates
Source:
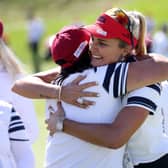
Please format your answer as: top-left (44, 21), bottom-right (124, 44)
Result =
top-left (127, 53), bottom-right (168, 92)
top-left (63, 119), bottom-right (122, 149)
top-left (63, 107), bottom-right (147, 149)
top-left (12, 67), bottom-right (61, 99)
top-left (12, 76), bottom-right (59, 99)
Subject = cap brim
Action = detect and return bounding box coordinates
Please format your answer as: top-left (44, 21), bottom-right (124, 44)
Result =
top-left (84, 24), bottom-right (108, 39)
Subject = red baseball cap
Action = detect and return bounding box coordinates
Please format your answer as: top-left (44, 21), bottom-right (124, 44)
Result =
top-left (85, 13), bottom-right (137, 47)
top-left (51, 25), bottom-right (91, 68)
top-left (0, 21), bottom-right (3, 38)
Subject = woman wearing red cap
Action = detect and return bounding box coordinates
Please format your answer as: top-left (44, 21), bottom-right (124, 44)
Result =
top-left (45, 9), bottom-right (168, 168)
top-left (12, 8), bottom-right (168, 168)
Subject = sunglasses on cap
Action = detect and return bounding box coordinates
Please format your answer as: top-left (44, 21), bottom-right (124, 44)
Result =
top-left (114, 8), bottom-right (135, 48)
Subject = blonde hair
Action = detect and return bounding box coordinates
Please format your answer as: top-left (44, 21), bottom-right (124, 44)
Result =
top-left (0, 39), bottom-right (25, 80)
top-left (105, 8), bottom-right (147, 55)
top-left (127, 11), bottom-right (147, 55)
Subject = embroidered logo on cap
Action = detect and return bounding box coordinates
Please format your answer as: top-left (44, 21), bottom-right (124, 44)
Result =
top-left (74, 41), bottom-right (88, 58)
top-left (96, 29), bottom-right (107, 36)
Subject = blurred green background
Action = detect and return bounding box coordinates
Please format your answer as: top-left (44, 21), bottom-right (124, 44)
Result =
top-left (1, 0), bottom-right (168, 167)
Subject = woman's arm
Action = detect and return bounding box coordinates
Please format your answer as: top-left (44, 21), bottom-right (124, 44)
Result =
top-left (12, 74), bottom-right (61, 99)
top-left (12, 67), bottom-right (61, 99)
top-left (47, 84), bottom-right (159, 148)
top-left (64, 107), bottom-right (148, 148)
top-left (127, 53), bottom-right (168, 92)
top-left (47, 104), bottom-right (148, 148)
top-left (12, 68), bottom-right (98, 108)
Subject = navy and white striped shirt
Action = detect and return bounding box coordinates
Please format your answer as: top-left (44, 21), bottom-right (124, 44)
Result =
top-left (46, 61), bottom-right (166, 167)
top-left (9, 106), bottom-right (29, 142)
top-left (0, 100), bottom-right (30, 167)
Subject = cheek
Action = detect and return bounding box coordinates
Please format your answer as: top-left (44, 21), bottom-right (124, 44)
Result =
top-left (104, 50), bottom-right (121, 63)
top-left (90, 47), bottom-right (97, 55)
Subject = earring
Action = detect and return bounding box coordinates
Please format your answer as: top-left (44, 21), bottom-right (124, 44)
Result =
top-left (119, 55), bottom-right (125, 62)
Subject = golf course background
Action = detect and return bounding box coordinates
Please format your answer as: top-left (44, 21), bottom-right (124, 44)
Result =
top-left (1, 0), bottom-right (168, 167)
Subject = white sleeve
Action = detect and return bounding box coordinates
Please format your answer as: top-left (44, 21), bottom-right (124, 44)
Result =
top-left (9, 108), bottom-right (35, 168)
top-left (11, 140), bottom-right (35, 168)
top-left (11, 92), bottom-right (39, 143)
top-left (122, 83), bottom-right (161, 114)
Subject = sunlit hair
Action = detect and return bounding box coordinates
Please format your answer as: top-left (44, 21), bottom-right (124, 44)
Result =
top-left (105, 8), bottom-right (147, 55)
top-left (127, 10), bottom-right (147, 55)
top-left (0, 39), bottom-right (25, 80)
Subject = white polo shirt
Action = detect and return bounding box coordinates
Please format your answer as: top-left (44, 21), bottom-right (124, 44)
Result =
top-left (123, 82), bottom-right (168, 165)
top-left (0, 64), bottom-right (39, 143)
top-left (160, 81), bottom-right (168, 135)
top-left (0, 100), bottom-right (29, 168)
top-left (45, 62), bottom-right (129, 168)
top-left (45, 62), bottom-right (168, 167)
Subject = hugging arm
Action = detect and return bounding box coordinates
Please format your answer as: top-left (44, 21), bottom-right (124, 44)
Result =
top-left (127, 53), bottom-right (168, 92)
top-left (47, 84), bottom-right (159, 148)
top-left (48, 104), bottom-right (148, 148)
top-left (12, 53), bottom-right (168, 107)
top-left (12, 68), bottom-right (98, 108)
top-left (12, 67), bottom-right (61, 99)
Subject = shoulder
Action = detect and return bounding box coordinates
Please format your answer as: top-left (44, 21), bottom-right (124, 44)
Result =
top-left (0, 100), bottom-right (13, 111)
top-left (0, 101), bottom-right (13, 123)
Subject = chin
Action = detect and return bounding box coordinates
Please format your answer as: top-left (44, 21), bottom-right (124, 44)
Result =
top-left (91, 61), bottom-right (105, 67)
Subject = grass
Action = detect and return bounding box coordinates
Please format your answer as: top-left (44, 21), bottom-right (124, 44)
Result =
top-left (2, 0), bottom-right (168, 167)
top-left (33, 100), bottom-right (48, 167)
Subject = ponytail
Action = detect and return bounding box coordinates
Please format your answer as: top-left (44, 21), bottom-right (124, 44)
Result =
top-left (127, 11), bottom-right (147, 56)
top-left (135, 14), bottom-right (147, 55)
top-left (0, 39), bottom-right (25, 80)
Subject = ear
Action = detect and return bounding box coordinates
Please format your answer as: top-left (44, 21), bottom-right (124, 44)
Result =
top-left (122, 45), bottom-right (132, 56)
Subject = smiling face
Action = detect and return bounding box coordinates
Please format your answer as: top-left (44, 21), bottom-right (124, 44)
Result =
top-left (89, 36), bottom-right (131, 67)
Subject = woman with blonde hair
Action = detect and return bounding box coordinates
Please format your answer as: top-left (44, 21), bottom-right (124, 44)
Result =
top-left (44, 8), bottom-right (168, 168)
top-left (0, 21), bottom-right (39, 143)
top-left (0, 21), bottom-right (35, 168)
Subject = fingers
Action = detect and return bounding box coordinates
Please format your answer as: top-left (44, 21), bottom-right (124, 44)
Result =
top-left (82, 99), bottom-right (95, 106)
top-left (73, 102), bottom-right (89, 109)
top-left (57, 102), bottom-right (65, 117)
top-left (46, 120), bottom-right (56, 136)
top-left (81, 91), bottom-right (99, 97)
top-left (57, 101), bottom-right (63, 108)
top-left (77, 81), bottom-right (99, 97)
top-left (48, 105), bottom-right (55, 114)
top-left (49, 128), bottom-right (56, 136)
top-left (74, 99), bottom-right (95, 109)
top-left (79, 81), bottom-right (98, 89)
top-left (71, 75), bottom-right (87, 84)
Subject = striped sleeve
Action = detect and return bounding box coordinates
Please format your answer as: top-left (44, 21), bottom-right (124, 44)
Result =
top-left (123, 83), bottom-right (161, 115)
top-left (9, 107), bottom-right (29, 141)
top-left (113, 62), bottom-right (129, 97)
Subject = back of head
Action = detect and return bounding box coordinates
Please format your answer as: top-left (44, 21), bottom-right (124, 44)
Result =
top-left (51, 25), bottom-right (91, 70)
top-left (86, 7), bottom-right (147, 55)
